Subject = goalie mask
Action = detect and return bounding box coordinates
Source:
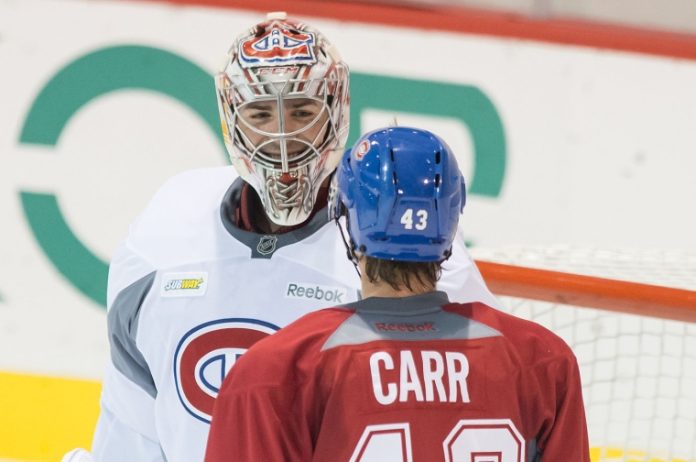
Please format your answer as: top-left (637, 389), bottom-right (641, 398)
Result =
top-left (215, 12), bottom-right (350, 227)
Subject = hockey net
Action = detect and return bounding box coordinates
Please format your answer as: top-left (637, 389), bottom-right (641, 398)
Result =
top-left (470, 246), bottom-right (696, 462)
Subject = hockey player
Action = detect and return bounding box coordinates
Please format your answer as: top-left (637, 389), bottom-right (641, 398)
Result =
top-left (71, 14), bottom-right (501, 462)
top-left (205, 127), bottom-right (590, 461)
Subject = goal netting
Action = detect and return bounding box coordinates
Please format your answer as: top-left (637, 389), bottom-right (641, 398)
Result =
top-left (470, 246), bottom-right (696, 462)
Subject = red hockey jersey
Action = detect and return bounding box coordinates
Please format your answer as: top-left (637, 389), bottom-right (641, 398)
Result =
top-left (205, 291), bottom-right (590, 461)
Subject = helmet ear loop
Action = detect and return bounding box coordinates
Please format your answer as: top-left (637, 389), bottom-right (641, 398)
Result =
top-left (334, 204), bottom-right (361, 278)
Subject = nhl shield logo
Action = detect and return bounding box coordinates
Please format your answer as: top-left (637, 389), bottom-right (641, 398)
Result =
top-left (257, 235), bottom-right (278, 255)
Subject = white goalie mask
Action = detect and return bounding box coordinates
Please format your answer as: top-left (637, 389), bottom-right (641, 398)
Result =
top-left (215, 13), bottom-right (350, 227)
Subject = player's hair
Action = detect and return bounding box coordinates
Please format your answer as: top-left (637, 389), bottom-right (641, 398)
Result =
top-left (364, 256), bottom-right (441, 292)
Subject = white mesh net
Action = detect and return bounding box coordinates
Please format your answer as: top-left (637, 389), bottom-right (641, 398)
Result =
top-left (470, 246), bottom-right (696, 462)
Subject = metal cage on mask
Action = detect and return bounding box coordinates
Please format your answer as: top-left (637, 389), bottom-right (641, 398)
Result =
top-left (216, 71), bottom-right (348, 226)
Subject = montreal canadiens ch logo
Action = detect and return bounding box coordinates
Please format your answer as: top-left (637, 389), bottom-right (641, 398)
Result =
top-left (173, 318), bottom-right (280, 423)
top-left (240, 24), bottom-right (316, 67)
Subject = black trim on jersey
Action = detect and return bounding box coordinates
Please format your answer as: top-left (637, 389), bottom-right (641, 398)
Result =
top-left (107, 272), bottom-right (158, 398)
top-left (219, 178), bottom-right (331, 259)
top-left (527, 439), bottom-right (541, 461)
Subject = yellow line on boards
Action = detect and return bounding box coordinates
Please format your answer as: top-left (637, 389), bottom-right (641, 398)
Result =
top-left (0, 371), bottom-right (101, 462)
top-left (0, 371), bottom-right (694, 462)
top-left (590, 447), bottom-right (696, 462)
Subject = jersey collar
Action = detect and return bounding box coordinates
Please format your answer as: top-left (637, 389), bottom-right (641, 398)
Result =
top-left (220, 177), bottom-right (331, 259)
top-left (348, 290), bottom-right (451, 315)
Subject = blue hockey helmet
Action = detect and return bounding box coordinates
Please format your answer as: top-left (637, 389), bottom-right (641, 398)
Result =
top-left (329, 126), bottom-right (466, 262)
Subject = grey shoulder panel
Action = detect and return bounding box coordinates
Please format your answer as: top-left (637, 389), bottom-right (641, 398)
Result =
top-left (107, 272), bottom-right (157, 398)
top-left (321, 307), bottom-right (502, 351)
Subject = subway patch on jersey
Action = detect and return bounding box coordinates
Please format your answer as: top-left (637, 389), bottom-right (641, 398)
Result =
top-left (161, 272), bottom-right (208, 297)
top-left (173, 318), bottom-right (280, 423)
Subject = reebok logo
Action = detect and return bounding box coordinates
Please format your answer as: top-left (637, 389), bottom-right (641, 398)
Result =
top-left (374, 322), bottom-right (438, 332)
top-left (285, 283), bottom-right (347, 304)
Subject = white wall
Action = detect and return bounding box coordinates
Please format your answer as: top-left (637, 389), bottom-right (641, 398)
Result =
top-left (396, 0), bottom-right (696, 35)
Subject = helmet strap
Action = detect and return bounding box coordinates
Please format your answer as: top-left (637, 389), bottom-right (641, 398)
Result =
top-left (334, 214), bottom-right (361, 278)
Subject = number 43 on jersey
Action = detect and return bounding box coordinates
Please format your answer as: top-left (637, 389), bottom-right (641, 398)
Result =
top-left (350, 419), bottom-right (525, 462)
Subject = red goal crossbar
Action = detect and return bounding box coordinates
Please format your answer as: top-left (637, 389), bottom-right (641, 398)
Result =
top-left (476, 260), bottom-right (696, 323)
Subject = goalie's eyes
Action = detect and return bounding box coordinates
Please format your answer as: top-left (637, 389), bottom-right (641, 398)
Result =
top-left (246, 110), bottom-right (274, 122)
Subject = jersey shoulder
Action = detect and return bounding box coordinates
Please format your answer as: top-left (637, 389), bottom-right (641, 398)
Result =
top-left (124, 166), bottom-right (242, 266)
top-left (447, 302), bottom-right (576, 363)
top-left (228, 307), bottom-right (355, 386)
top-left (132, 165), bottom-right (235, 235)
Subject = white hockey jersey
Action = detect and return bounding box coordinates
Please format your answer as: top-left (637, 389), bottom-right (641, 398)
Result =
top-left (91, 166), bottom-right (500, 462)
